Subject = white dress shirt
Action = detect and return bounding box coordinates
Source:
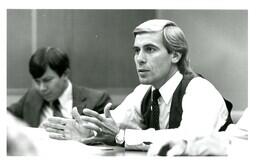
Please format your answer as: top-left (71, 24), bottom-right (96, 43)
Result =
top-left (111, 71), bottom-right (228, 150)
top-left (40, 80), bottom-right (73, 126)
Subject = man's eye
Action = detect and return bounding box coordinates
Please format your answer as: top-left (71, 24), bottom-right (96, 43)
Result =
top-left (43, 78), bottom-right (52, 83)
top-left (133, 47), bottom-right (140, 54)
top-left (145, 47), bottom-right (156, 53)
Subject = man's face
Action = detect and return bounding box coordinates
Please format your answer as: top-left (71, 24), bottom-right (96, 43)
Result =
top-left (33, 66), bottom-right (67, 102)
top-left (133, 32), bottom-right (176, 88)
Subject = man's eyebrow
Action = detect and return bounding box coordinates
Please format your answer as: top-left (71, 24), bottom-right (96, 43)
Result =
top-left (133, 46), bottom-right (139, 49)
top-left (44, 76), bottom-right (54, 79)
top-left (133, 43), bottom-right (158, 49)
top-left (146, 43), bottom-right (158, 46)
top-left (40, 76), bottom-right (53, 80)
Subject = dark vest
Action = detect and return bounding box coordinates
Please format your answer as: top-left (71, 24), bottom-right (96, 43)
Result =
top-left (141, 73), bottom-right (233, 131)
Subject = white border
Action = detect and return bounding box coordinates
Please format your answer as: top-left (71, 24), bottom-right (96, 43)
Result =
top-left (1, 0), bottom-right (254, 162)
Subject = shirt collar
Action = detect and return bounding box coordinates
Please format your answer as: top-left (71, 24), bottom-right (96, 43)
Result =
top-left (58, 79), bottom-right (72, 107)
top-left (152, 71), bottom-right (183, 104)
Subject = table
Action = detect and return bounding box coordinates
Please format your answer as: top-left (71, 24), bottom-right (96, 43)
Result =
top-left (8, 127), bottom-right (147, 156)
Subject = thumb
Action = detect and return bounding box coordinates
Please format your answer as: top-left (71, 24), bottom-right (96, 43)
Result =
top-left (104, 103), bottom-right (113, 118)
top-left (72, 107), bottom-right (83, 124)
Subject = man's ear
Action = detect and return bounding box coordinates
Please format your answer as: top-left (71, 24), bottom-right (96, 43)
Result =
top-left (171, 52), bottom-right (182, 63)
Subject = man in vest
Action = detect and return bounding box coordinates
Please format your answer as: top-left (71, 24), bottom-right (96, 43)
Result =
top-left (44, 19), bottom-right (232, 150)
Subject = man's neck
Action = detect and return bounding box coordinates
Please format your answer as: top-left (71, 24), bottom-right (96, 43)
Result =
top-left (154, 68), bottom-right (178, 89)
top-left (56, 79), bottom-right (69, 101)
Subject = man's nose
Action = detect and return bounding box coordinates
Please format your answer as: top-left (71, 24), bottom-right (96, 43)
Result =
top-left (136, 51), bottom-right (146, 64)
top-left (38, 83), bottom-right (47, 92)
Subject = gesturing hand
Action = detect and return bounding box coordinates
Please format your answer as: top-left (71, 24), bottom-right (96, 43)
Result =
top-left (78, 103), bottom-right (120, 145)
top-left (43, 107), bottom-right (92, 141)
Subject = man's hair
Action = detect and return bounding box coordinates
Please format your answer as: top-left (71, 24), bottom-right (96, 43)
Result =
top-left (29, 47), bottom-right (70, 79)
top-left (133, 19), bottom-right (194, 75)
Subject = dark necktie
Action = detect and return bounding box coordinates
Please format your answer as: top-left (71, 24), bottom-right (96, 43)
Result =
top-left (51, 99), bottom-right (63, 117)
top-left (150, 89), bottom-right (161, 130)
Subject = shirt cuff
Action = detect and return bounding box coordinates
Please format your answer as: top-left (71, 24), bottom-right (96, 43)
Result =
top-left (124, 128), bottom-right (156, 151)
top-left (115, 129), bottom-right (125, 145)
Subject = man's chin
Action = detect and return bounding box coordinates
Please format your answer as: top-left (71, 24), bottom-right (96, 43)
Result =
top-left (139, 79), bottom-right (151, 85)
top-left (42, 96), bottom-right (54, 103)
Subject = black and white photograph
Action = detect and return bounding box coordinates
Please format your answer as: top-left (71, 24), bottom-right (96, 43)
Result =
top-left (1, 0), bottom-right (254, 162)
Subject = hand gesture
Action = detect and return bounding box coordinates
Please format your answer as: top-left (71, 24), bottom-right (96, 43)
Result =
top-left (78, 103), bottom-right (119, 145)
top-left (42, 107), bottom-right (92, 141)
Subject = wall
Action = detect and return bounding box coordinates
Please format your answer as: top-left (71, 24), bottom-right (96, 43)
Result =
top-left (7, 10), bottom-right (247, 113)
top-left (7, 10), bottom-right (156, 90)
top-left (157, 10), bottom-right (248, 111)
top-left (7, 10), bottom-right (33, 88)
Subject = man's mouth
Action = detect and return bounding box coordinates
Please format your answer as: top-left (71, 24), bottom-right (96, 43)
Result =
top-left (42, 92), bottom-right (51, 98)
top-left (138, 69), bottom-right (149, 72)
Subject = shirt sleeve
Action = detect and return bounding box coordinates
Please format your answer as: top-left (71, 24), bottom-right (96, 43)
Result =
top-left (111, 84), bottom-right (151, 130)
top-left (180, 77), bottom-right (228, 137)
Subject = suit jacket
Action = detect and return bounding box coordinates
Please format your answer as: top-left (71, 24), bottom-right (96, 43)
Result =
top-left (7, 85), bottom-right (112, 127)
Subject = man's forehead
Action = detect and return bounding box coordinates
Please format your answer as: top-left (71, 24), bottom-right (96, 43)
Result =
top-left (134, 32), bottom-right (163, 46)
top-left (134, 19), bottom-right (176, 33)
top-left (35, 66), bottom-right (57, 80)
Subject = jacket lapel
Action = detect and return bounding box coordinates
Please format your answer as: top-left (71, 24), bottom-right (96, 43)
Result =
top-left (72, 85), bottom-right (87, 115)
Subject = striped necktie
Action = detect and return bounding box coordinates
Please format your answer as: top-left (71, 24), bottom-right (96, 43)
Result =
top-left (150, 89), bottom-right (161, 130)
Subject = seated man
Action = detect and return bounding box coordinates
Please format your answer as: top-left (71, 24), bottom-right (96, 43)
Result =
top-left (147, 108), bottom-right (248, 156)
top-left (8, 47), bottom-right (111, 127)
top-left (44, 19), bottom-right (232, 150)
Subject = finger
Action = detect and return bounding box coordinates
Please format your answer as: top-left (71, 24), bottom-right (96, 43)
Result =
top-left (45, 127), bottom-right (64, 134)
top-left (79, 115), bottom-right (89, 121)
top-left (43, 121), bottom-right (66, 130)
top-left (83, 109), bottom-right (104, 121)
top-left (81, 136), bottom-right (104, 144)
top-left (82, 122), bottom-right (102, 133)
top-left (72, 107), bottom-right (83, 124)
top-left (49, 133), bottom-right (67, 140)
top-left (48, 117), bottom-right (67, 125)
top-left (42, 122), bottom-right (49, 128)
top-left (81, 136), bottom-right (97, 144)
top-left (80, 116), bottom-right (104, 128)
top-left (104, 103), bottom-right (113, 118)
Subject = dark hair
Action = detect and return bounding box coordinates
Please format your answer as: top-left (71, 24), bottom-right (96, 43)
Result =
top-left (29, 47), bottom-right (70, 79)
